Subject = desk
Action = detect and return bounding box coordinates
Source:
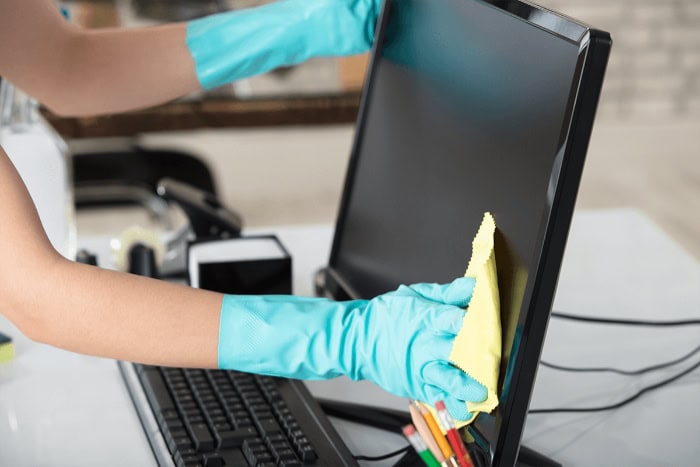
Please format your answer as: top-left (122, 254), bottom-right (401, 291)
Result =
top-left (1, 208), bottom-right (699, 466)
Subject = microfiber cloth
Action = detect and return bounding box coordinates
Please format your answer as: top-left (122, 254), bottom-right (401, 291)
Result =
top-left (450, 211), bottom-right (501, 427)
top-left (423, 212), bottom-right (502, 428)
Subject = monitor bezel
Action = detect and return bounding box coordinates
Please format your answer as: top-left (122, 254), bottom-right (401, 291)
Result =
top-left (322, 1), bottom-right (611, 465)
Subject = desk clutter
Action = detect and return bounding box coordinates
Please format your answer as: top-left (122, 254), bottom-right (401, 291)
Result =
top-left (404, 400), bottom-right (479, 467)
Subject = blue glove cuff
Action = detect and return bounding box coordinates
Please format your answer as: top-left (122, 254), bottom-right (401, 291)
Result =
top-left (218, 294), bottom-right (366, 379)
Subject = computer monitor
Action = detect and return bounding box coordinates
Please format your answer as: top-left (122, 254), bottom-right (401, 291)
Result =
top-left (321, 0), bottom-right (611, 465)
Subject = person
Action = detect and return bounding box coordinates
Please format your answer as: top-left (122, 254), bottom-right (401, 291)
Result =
top-left (0, 0), bottom-right (486, 421)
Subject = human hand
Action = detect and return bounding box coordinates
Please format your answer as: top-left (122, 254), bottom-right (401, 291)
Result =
top-left (217, 276), bottom-right (485, 421)
top-left (186, 0), bottom-right (382, 89)
top-left (340, 277), bottom-right (488, 420)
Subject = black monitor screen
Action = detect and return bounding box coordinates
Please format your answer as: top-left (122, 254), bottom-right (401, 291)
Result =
top-left (329, 0), bottom-right (596, 463)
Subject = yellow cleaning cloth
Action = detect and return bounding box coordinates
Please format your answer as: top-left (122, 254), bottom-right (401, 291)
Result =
top-left (452, 211), bottom-right (501, 422)
top-left (422, 212), bottom-right (502, 428)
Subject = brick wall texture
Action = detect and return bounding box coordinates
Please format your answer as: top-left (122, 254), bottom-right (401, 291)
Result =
top-left (538, 0), bottom-right (700, 120)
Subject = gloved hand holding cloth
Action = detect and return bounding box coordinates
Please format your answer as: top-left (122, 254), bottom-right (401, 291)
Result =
top-left (218, 277), bottom-right (487, 421)
top-left (186, 0), bottom-right (381, 90)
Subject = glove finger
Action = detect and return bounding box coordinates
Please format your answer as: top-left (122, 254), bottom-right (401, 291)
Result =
top-left (422, 361), bottom-right (488, 403)
top-left (409, 277), bottom-right (476, 307)
top-left (426, 306), bottom-right (466, 336)
top-left (423, 384), bottom-right (475, 422)
top-left (443, 394), bottom-right (477, 422)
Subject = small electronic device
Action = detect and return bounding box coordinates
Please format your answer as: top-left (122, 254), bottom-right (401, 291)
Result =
top-left (188, 236), bottom-right (292, 295)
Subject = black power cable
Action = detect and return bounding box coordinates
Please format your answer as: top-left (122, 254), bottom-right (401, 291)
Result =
top-left (540, 342), bottom-right (700, 375)
top-left (551, 310), bottom-right (700, 326)
top-left (353, 445), bottom-right (411, 462)
top-left (529, 357), bottom-right (700, 414)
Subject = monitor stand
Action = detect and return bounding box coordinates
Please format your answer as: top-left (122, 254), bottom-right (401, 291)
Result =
top-left (516, 445), bottom-right (561, 467)
top-left (319, 399), bottom-right (561, 467)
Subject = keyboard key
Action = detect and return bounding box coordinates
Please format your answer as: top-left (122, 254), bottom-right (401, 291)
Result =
top-left (202, 453), bottom-right (224, 467)
top-left (211, 415), bottom-right (228, 426)
top-left (265, 433), bottom-right (286, 443)
top-left (226, 402), bottom-right (244, 412)
top-left (170, 381), bottom-right (189, 391)
top-left (236, 418), bottom-right (253, 429)
top-left (276, 449), bottom-right (298, 462)
top-left (262, 389), bottom-right (282, 403)
top-left (187, 422), bottom-right (215, 452)
top-left (177, 448), bottom-right (197, 459)
top-left (180, 401), bottom-right (198, 411)
top-left (242, 439), bottom-right (269, 467)
top-left (265, 437), bottom-right (298, 464)
top-left (250, 403), bottom-right (270, 412)
top-left (218, 427), bottom-right (258, 448)
top-left (168, 436), bottom-right (194, 455)
top-left (297, 443), bottom-right (318, 462)
top-left (243, 396), bottom-right (265, 406)
top-left (166, 428), bottom-right (189, 442)
top-left (187, 415), bottom-right (205, 425)
top-left (199, 395), bottom-right (218, 405)
top-left (254, 454), bottom-right (274, 465)
top-left (213, 421), bottom-right (233, 432)
top-left (254, 418), bottom-right (281, 436)
top-left (173, 450), bottom-right (190, 466)
top-left (158, 409), bottom-right (181, 425)
top-left (165, 419), bottom-right (185, 431)
top-left (220, 448), bottom-right (248, 466)
top-left (278, 461), bottom-right (303, 467)
top-left (177, 454), bottom-right (203, 467)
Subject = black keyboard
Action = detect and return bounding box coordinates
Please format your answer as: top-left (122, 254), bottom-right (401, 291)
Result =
top-left (119, 362), bottom-right (357, 467)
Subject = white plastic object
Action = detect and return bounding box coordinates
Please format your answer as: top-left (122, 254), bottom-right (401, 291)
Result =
top-left (0, 80), bottom-right (76, 259)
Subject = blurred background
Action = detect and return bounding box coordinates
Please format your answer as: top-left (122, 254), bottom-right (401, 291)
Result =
top-left (49, 0), bottom-right (699, 260)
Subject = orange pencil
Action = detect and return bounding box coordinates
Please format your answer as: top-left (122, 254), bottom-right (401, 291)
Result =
top-left (417, 402), bottom-right (455, 461)
top-left (409, 402), bottom-right (447, 463)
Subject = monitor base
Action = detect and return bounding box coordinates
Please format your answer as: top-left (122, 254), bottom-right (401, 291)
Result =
top-left (516, 444), bottom-right (561, 467)
top-left (318, 400), bottom-right (563, 466)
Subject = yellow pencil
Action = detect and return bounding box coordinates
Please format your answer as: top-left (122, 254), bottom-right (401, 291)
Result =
top-left (417, 402), bottom-right (455, 461)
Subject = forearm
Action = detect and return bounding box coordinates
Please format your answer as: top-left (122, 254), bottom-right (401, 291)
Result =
top-left (0, 0), bottom-right (199, 117)
top-left (53, 24), bottom-right (199, 116)
top-left (37, 260), bottom-right (222, 368)
top-left (0, 147), bottom-right (220, 368)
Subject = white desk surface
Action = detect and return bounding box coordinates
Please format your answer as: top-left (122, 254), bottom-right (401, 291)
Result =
top-left (1, 208), bottom-right (698, 466)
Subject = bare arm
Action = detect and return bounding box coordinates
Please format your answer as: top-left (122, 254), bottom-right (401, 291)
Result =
top-left (0, 146), bottom-right (222, 368)
top-left (0, 0), bottom-right (199, 116)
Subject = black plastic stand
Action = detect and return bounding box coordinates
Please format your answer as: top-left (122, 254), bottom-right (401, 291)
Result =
top-left (516, 445), bottom-right (561, 467)
top-left (317, 398), bottom-right (411, 433)
top-left (318, 400), bottom-right (561, 467)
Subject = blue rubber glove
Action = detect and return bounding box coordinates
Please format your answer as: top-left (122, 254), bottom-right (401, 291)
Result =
top-left (186, 0), bottom-right (381, 90)
top-left (218, 277), bottom-right (487, 421)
